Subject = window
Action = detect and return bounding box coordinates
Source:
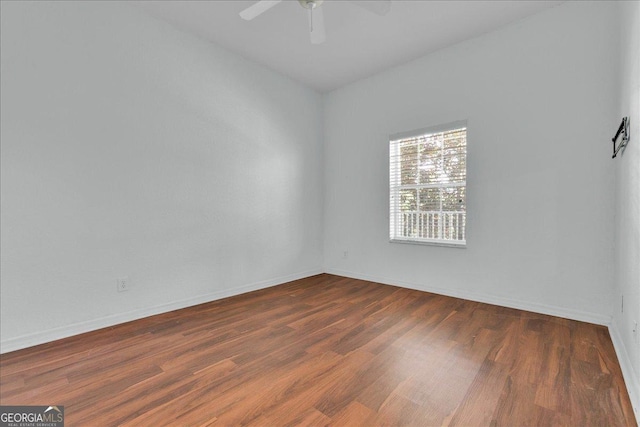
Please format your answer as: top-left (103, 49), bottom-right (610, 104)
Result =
top-left (389, 121), bottom-right (467, 247)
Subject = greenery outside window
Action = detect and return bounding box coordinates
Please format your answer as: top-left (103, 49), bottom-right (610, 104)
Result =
top-left (389, 121), bottom-right (467, 247)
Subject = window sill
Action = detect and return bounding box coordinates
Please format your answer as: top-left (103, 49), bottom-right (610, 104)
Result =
top-left (390, 238), bottom-right (467, 249)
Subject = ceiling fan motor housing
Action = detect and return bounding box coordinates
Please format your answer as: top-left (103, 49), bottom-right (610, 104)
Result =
top-left (298, 0), bottom-right (324, 10)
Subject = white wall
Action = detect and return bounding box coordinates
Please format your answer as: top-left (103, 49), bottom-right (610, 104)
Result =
top-left (323, 1), bottom-right (618, 324)
top-left (612, 0), bottom-right (640, 416)
top-left (0, 1), bottom-right (324, 352)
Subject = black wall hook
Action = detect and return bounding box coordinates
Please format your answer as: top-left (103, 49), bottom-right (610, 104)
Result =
top-left (612, 117), bottom-right (629, 159)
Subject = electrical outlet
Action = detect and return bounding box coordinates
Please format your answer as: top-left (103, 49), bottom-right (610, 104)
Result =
top-left (117, 277), bottom-right (130, 292)
top-left (343, 251), bottom-right (348, 259)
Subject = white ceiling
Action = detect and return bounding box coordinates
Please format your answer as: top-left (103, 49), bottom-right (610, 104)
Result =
top-left (133, 1), bottom-right (564, 93)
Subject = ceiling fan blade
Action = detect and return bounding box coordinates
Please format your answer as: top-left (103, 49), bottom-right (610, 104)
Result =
top-left (350, 0), bottom-right (391, 16)
top-left (239, 0), bottom-right (282, 21)
top-left (309, 6), bottom-right (326, 45)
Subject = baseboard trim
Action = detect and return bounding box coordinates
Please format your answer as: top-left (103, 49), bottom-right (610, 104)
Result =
top-left (609, 319), bottom-right (640, 419)
top-left (324, 268), bottom-right (612, 326)
top-left (0, 268), bottom-right (323, 354)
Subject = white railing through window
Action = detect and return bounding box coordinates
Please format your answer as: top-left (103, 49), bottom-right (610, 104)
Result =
top-left (399, 211), bottom-right (466, 242)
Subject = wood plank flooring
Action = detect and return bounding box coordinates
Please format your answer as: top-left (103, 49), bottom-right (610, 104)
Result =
top-left (0, 274), bottom-right (636, 426)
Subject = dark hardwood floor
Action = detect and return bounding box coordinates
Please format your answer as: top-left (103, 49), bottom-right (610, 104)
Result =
top-left (0, 274), bottom-right (636, 426)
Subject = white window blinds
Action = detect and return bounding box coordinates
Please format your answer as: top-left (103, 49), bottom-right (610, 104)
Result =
top-left (389, 122), bottom-right (467, 246)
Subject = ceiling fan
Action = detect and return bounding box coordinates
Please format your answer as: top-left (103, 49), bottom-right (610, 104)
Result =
top-left (239, 0), bottom-right (391, 45)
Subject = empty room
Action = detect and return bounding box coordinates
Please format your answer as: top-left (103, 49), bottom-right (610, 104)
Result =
top-left (0, 0), bottom-right (638, 425)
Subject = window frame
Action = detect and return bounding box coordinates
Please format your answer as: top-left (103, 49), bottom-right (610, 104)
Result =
top-left (389, 120), bottom-right (468, 248)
